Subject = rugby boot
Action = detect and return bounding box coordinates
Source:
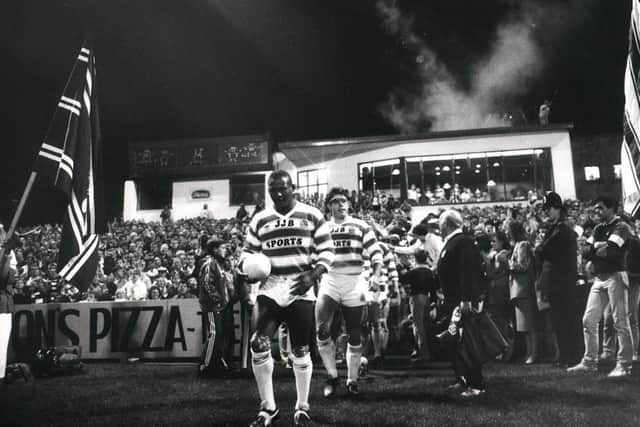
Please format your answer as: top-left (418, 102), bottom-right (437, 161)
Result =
top-left (323, 376), bottom-right (338, 398)
top-left (249, 407), bottom-right (279, 427)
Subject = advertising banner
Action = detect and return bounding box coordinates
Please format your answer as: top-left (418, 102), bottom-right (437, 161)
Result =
top-left (10, 300), bottom-right (244, 360)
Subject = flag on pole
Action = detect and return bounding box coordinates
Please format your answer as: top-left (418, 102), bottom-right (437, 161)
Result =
top-left (622, 0), bottom-right (640, 216)
top-left (34, 41), bottom-right (106, 290)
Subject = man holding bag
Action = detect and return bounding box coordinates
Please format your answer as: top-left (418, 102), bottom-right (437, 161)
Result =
top-left (437, 209), bottom-right (485, 397)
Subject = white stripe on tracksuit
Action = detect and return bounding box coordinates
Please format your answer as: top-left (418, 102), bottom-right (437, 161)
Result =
top-left (203, 312), bottom-right (217, 367)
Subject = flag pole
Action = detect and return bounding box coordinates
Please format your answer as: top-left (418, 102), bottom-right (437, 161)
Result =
top-left (0, 171), bottom-right (38, 283)
top-left (6, 171), bottom-right (38, 240)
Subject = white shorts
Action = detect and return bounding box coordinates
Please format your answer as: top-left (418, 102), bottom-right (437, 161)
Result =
top-left (258, 274), bottom-right (316, 308)
top-left (365, 283), bottom-right (388, 304)
top-left (318, 272), bottom-right (367, 308)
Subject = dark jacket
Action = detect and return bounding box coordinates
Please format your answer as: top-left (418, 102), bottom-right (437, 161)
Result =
top-left (537, 220), bottom-right (577, 296)
top-left (399, 264), bottom-right (438, 297)
top-left (437, 231), bottom-right (483, 306)
top-left (198, 256), bottom-right (233, 312)
top-left (586, 217), bottom-right (631, 274)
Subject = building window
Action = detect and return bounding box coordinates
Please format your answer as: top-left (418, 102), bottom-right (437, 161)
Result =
top-left (297, 169), bottom-right (328, 203)
top-left (584, 166), bottom-right (601, 182)
top-left (396, 148), bottom-right (551, 205)
top-left (230, 174), bottom-right (265, 205)
top-left (136, 178), bottom-right (172, 210)
top-left (419, 155), bottom-right (455, 203)
top-left (503, 151), bottom-right (535, 201)
top-left (358, 159), bottom-right (401, 199)
top-left (614, 164), bottom-right (622, 180)
top-left (452, 153), bottom-right (489, 203)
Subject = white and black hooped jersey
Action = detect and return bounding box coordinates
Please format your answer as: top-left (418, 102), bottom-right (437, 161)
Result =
top-left (327, 216), bottom-right (383, 275)
top-left (245, 202), bottom-right (335, 279)
top-left (363, 241), bottom-right (399, 292)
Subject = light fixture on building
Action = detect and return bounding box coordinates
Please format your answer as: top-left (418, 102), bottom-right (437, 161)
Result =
top-left (614, 164), bottom-right (622, 179)
top-left (435, 172), bottom-right (441, 176)
top-left (443, 165), bottom-right (451, 172)
top-left (584, 166), bottom-right (600, 181)
top-left (455, 171), bottom-right (460, 175)
top-left (475, 170), bottom-right (480, 174)
top-left (475, 164), bottom-right (481, 168)
top-left (455, 165), bottom-right (461, 170)
top-left (487, 179), bottom-right (497, 187)
top-left (492, 162), bottom-right (500, 167)
top-left (392, 168), bottom-right (400, 176)
top-left (435, 166), bottom-right (441, 171)
top-left (272, 151), bottom-right (287, 163)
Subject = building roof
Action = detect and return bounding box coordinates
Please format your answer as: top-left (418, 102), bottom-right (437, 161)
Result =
top-left (276, 124), bottom-right (573, 168)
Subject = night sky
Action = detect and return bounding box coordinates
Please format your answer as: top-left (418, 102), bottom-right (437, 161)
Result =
top-left (0, 0), bottom-right (632, 223)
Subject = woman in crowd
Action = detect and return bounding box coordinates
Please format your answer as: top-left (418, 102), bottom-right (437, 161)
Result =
top-left (485, 230), bottom-right (513, 360)
top-left (508, 221), bottom-right (538, 364)
top-left (148, 286), bottom-right (162, 300)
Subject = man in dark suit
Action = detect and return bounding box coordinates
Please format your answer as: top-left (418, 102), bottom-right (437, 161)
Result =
top-left (437, 209), bottom-right (485, 396)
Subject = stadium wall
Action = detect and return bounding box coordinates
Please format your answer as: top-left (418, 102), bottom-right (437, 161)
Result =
top-left (172, 180), bottom-right (234, 219)
top-left (123, 174), bottom-right (270, 222)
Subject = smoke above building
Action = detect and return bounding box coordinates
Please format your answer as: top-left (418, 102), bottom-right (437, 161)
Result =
top-left (376, 0), bottom-right (545, 133)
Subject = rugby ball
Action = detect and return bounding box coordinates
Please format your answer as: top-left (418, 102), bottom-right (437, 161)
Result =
top-left (243, 252), bottom-right (272, 281)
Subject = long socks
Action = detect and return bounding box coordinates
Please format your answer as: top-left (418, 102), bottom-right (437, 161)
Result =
top-left (292, 353), bottom-right (313, 411)
top-left (346, 343), bottom-right (363, 384)
top-left (251, 349), bottom-right (276, 411)
top-left (317, 337), bottom-right (338, 378)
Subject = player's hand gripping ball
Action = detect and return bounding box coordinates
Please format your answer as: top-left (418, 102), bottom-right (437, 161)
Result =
top-left (242, 252), bottom-right (272, 281)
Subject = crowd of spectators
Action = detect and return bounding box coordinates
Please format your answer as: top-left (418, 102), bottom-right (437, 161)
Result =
top-left (5, 189), bottom-right (640, 366)
top-left (294, 190), bottom-right (640, 365)
top-left (4, 217), bottom-right (248, 305)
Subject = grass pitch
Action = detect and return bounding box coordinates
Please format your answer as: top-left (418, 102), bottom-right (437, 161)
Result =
top-left (2, 359), bottom-right (640, 427)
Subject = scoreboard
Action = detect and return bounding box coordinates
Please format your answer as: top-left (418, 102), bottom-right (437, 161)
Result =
top-left (129, 134), bottom-right (271, 177)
